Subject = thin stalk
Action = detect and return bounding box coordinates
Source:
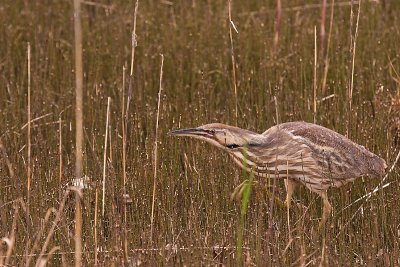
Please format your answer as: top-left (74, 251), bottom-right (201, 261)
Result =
top-left (272, 0), bottom-right (282, 54)
top-left (322, 0), bottom-right (335, 93)
top-left (3, 202), bottom-right (19, 266)
top-left (313, 25), bottom-right (317, 123)
top-left (320, 0), bottom-right (327, 53)
top-left (74, 0), bottom-right (84, 180)
top-left (0, 140), bottom-right (17, 189)
top-left (102, 97), bottom-right (111, 218)
top-left (59, 115), bottom-right (62, 196)
top-left (35, 188), bottom-right (77, 267)
top-left (27, 42), bottom-right (31, 197)
top-left (228, 0), bottom-right (238, 125)
top-left (94, 188), bottom-right (99, 265)
top-left (150, 54), bottom-right (164, 244)
top-left (121, 65), bottom-right (129, 262)
top-left (274, 96), bottom-right (280, 124)
top-left (109, 120), bottom-right (112, 162)
top-left (73, 0), bottom-right (84, 262)
top-left (74, 191), bottom-right (82, 267)
top-left (348, 0), bottom-right (361, 134)
top-left (126, 0), bottom-right (139, 120)
top-left (26, 42), bottom-right (32, 243)
top-left (25, 41), bottom-right (32, 262)
top-left (122, 0), bottom-right (139, 255)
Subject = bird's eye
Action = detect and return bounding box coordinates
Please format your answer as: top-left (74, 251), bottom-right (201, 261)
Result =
top-left (226, 144), bottom-right (240, 149)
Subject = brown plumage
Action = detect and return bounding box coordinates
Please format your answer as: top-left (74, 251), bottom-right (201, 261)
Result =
top-left (169, 121), bottom-right (387, 227)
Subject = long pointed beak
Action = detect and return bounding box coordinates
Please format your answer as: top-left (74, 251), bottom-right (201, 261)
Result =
top-left (168, 128), bottom-right (215, 138)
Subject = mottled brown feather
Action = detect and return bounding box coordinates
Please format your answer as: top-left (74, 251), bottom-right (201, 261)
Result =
top-left (269, 122), bottom-right (387, 178)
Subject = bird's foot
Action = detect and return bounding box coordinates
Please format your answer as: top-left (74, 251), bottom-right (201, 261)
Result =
top-left (230, 180), bottom-right (258, 201)
top-left (231, 181), bottom-right (286, 209)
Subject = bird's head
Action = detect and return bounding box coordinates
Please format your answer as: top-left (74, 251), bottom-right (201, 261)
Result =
top-left (168, 123), bottom-right (261, 151)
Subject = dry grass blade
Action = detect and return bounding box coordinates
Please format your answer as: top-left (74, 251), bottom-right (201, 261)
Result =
top-left (322, 0), bottom-right (335, 92)
top-left (347, 0), bottom-right (361, 136)
top-left (0, 202), bottom-right (20, 266)
top-left (122, 1), bottom-right (139, 256)
top-left (126, 0), bottom-right (139, 119)
top-left (74, 189), bottom-right (83, 267)
top-left (26, 42), bottom-right (32, 249)
top-left (341, 149), bottom-right (400, 211)
top-left (0, 1), bottom-right (398, 265)
top-left (35, 188), bottom-right (78, 267)
top-left (272, 0), bottom-right (282, 54)
top-left (35, 246), bottom-right (60, 267)
top-left (335, 149), bottom-right (400, 238)
top-left (228, 0), bottom-right (238, 125)
top-left (320, 0), bottom-right (327, 52)
top-left (150, 54), bottom-right (164, 244)
top-left (26, 208), bottom-right (57, 266)
top-left (0, 139), bottom-right (19, 195)
top-left (74, 0), bottom-right (84, 181)
top-left (94, 188), bottom-right (99, 265)
top-left (58, 115), bottom-right (63, 195)
top-left (20, 113), bottom-right (53, 130)
top-left (102, 97), bottom-right (111, 218)
top-left (73, 1), bottom-right (84, 264)
top-left (313, 26), bottom-right (317, 123)
top-left (121, 65), bottom-right (128, 264)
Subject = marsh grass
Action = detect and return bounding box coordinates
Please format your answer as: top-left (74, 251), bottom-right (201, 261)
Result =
top-left (0, 0), bottom-right (400, 265)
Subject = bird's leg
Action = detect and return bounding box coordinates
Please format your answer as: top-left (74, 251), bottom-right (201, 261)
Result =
top-left (230, 180), bottom-right (246, 201)
top-left (284, 179), bottom-right (297, 239)
top-left (231, 180), bottom-right (257, 201)
top-left (230, 179), bottom-right (285, 208)
top-left (284, 179), bottom-right (298, 209)
top-left (317, 191), bottom-right (332, 230)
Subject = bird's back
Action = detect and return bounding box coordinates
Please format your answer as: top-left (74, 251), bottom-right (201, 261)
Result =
top-left (265, 122), bottom-right (387, 179)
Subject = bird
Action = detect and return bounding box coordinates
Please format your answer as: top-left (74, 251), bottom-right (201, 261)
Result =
top-left (169, 121), bottom-right (387, 227)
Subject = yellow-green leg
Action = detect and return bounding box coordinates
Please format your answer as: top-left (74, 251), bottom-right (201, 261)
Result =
top-left (230, 180), bottom-right (255, 201)
top-left (231, 179), bottom-right (285, 208)
top-left (316, 190), bottom-right (332, 230)
top-left (284, 179), bottom-right (298, 209)
top-left (284, 179), bottom-right (298, 239)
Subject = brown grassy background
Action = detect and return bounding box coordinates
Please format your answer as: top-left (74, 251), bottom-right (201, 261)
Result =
top-left (0, 0), bottom-right (399, 265)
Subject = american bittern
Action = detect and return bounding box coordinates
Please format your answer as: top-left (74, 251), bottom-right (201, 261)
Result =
top-left (169, 122), bottom-right (387, 227)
